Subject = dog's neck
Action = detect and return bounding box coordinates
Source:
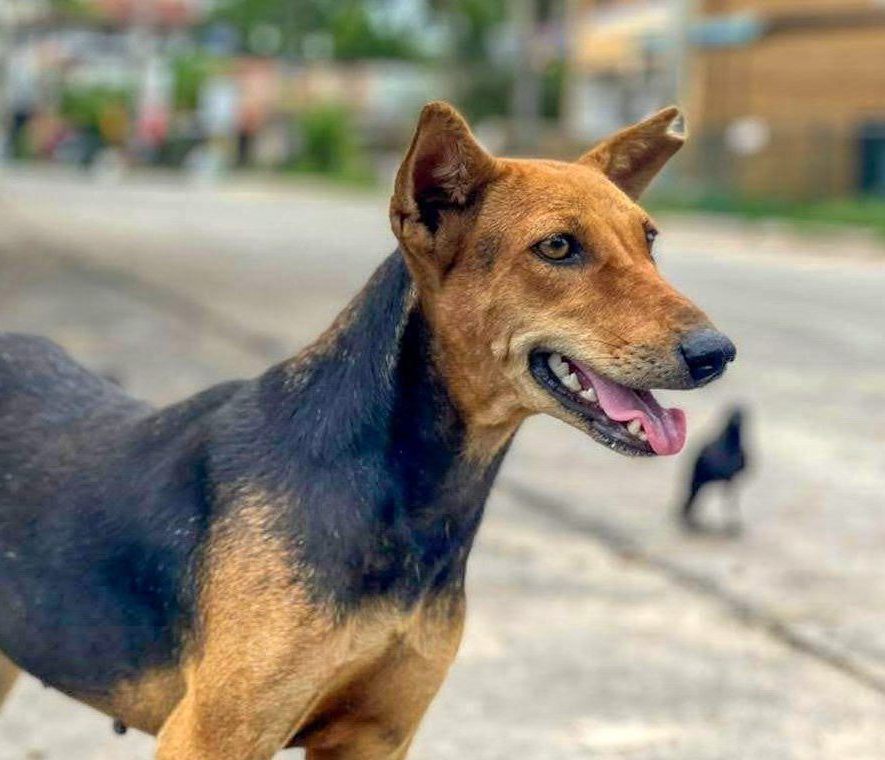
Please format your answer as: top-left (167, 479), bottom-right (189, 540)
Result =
top-left (254, 253), bottom-right (512, 609)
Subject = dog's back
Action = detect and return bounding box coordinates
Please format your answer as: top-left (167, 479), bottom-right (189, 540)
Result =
top-left (0, 333), bottom-right (242, 700)
top-left (0, 332), bottom-right (141, 427)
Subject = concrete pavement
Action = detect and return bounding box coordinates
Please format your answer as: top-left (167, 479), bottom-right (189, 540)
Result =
top-left (0, 168), bottom-right (884, 758)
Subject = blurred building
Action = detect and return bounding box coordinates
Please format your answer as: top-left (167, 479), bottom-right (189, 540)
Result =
top-left (93, 1), bottom-right (207, 27)
top-left (567, 0), bottom-right (885, 199)
top-left (1, 0), bottom-right (443, 173)
top-left (566, 0), bottom-right (674, 139)
top-left (1, 0), bottom-right (210, 160)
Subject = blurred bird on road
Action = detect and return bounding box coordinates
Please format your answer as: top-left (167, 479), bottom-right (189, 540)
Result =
top-left (680, 407), bottom-right (749, 533)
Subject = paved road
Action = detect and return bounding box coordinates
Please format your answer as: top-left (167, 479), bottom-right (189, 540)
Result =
top-left (0, 168), bottom-right (884, 759)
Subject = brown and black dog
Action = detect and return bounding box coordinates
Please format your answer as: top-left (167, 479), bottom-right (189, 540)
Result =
top-left (0, 102), bottom-right (734, 759)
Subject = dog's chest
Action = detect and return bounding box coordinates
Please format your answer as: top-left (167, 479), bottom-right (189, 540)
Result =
top-left (288, 596), bottom-right (465, 748)
top-left (328, 598), bottom-right (463, 685)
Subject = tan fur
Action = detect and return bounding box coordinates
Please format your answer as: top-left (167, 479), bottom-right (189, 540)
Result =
top-left (1, 491), bottom-right (460, 760)
top-left (298, 597), bottom-right (464, 759)
top-left (155, 493), bottom-right (334, 759)
top-left (579, 106), bottom-right (685, 199)
top-left (78, 667), bottom-right (185, 736)
top-left (153, 491), bottom-right (462, 759)
top-left (0, 653), bottom-right (19, 707)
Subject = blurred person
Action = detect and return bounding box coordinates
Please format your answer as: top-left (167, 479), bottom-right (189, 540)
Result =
top-left (4, 43), bottom-right (39, 160)
top-left (134, 55), bottom-right (174, 163)
top-left (194, 72), bottom-right (239, 177)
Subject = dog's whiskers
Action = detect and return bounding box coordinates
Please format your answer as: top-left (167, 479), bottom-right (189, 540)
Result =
top-left (590, 326), bottom-right (630, 347)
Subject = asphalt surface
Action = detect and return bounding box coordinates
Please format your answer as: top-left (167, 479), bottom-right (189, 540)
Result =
top-left (0, 168), bottom-right (884, 759)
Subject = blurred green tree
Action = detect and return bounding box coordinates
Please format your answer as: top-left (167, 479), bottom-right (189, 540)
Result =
top-left (60, 84), bottom-right (131, 132)
top-left (427, 0), bottom-right (510, 121)
top-left (430, 0), bottom-right (506, 61)
top-left (210, 0), bottom-right (420, 59)
top-left (292, 103), bottom-right (369, 179)
top-left (329, 4), bottom-right (420, 60)
top-left (45, 0), bottom-right (95, 19)
top-left (172, 52), bottom-right (219, 111)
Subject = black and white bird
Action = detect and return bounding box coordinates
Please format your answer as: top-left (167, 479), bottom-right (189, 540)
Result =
top-left (680, 407), bottom-right (749, 533)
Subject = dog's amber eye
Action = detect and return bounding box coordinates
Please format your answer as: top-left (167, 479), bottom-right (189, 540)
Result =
top-left (533, 234), bottom-right (580, 262)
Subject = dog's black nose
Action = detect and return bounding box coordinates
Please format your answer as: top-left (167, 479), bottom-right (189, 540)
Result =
top-left (679, 329), bottom-right (736, 386)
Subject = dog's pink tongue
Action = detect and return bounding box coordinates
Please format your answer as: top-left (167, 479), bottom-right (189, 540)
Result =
top-left (573, 362), bottom-right (687, 456)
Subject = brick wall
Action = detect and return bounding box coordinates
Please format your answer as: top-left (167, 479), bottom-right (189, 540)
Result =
top-left (687, 9), bottom-right (885, 197)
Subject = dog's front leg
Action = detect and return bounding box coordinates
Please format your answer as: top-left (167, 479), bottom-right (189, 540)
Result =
top-left (0, 653), bottom-right (19, 708)
top-left (155, 522), bottom-right (341, 759)
top-left (155, 662), bottom-right (318, 760)
top-left (306, 733), bottom-right (415, 760)
top-left (303, 622), bottom-right (466, 760)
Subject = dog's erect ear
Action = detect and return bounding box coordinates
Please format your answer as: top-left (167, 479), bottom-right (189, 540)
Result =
top-left (390, 102), bottom-right (497, 272)
top-left (578, 107), bottom-right (685, 200)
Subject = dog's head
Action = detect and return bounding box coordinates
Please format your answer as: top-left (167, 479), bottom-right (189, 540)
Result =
top-left (390, 102), bottom-right (735, 457)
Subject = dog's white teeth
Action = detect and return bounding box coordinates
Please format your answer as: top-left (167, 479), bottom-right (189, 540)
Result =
top-left (562, 372), bottom-right (581, 392)
top-left (579, 387), bottom-right (598, 403)
top-left (548, 353), bottom-right (570, 378)
top-left (638, 431), bottom-right (648, 442)
top-left (627, 419), bottom-right (643, 437)
top-left (548, 353), bottom-right (587, 394)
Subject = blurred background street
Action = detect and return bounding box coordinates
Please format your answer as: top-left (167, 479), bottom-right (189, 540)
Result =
top-left (0, 170), bottom-right (884, 759)
top-left (1, 0), bottom-right (885, 758)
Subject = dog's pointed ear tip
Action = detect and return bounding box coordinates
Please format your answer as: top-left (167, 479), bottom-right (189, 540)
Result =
top-left (669, 127), bottom-right (688, 145)
top-left (418, 100), bottom-right (467, 127)
top-left (422, 99), bottom-right (458, 114)
top-left (658, 106), bottom-right (688, 139)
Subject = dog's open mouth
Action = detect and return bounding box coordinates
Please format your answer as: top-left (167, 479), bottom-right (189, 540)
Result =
top-left (529, 351), bottom-right (686, 457)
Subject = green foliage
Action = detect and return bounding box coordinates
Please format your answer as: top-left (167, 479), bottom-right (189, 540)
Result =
top-left (427, 0), bottom-right (507, 59)
top-left (206, 0), bottom-right (511, 102)
top-left (211, 0), bottom-right (334, 55)
top-left (60, 85), bottom-right (130, 130)
top-left (290, 104), bottom-right (373, 184)
top-left (426, 0), bottom-right (510, 119)
top-left (330, 4), bottom-right (420, 60)
top-left (46, 0), bottom-right (94, 18)
top-left (447, 0), bottom-right (507, 60)
top-left (459, 58), bottom-right (564, 124)
top-left (458, 66), bottom-right (512, 123)
top-left (210, 0), bottom-right (421, 59)
top-left (172, 53), bottom-right (219, 111)
top-left (648, 193), bottom-right (885, 238)
top-left (541, 58), bottom-right (564, 120)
